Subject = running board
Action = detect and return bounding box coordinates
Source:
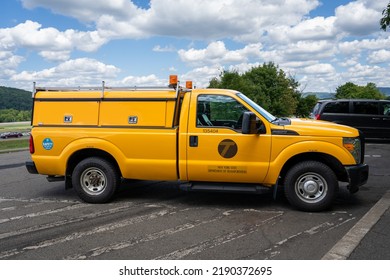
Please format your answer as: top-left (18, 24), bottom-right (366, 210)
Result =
top-left (180, 182), bottom-right (271, 194)
top-left (46, 175), bottom-right (65, 182)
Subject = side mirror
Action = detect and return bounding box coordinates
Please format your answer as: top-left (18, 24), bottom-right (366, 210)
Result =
top-left (242, 112), bottom-right (258, 134)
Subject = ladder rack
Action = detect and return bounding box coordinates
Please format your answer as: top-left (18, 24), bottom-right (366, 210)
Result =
top-left (32, 82), bottom-right (177, 98)
top-left (31, 74), bottom-right (191, 99)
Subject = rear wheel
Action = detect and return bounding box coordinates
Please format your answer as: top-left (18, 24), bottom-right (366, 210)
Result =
top-left (284, 161), bottom-right (337, 212)
top-left (72, 157), bottom-right (119, 203)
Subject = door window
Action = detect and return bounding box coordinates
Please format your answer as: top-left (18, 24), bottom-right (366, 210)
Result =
top-left (196, 95), bottom-right (248, 130)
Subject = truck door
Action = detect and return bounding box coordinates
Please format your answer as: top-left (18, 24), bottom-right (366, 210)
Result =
top-left (183, 92), bottom-right (271, 183)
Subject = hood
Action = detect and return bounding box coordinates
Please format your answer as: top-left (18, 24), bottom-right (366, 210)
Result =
top-left (272, 118), bottom-right (359, 138)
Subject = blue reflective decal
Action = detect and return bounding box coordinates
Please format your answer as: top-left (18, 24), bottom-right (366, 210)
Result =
top-left (42, 138), bottom-right (54, 150)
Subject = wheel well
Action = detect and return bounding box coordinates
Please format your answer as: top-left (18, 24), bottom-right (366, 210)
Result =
top-left (66, 149), bottom-right (122, 187)
top-left (279, 152), bottom-right (348, 185)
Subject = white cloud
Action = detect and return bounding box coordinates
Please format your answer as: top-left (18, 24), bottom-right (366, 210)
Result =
top-left (22, 0), bottom-right (140, 23)
top-left (0, 21), bottom-right (107, 62)
top-left (0, 51), bottom-right (24, 79)
top-left (337, 63), bottom-right (390, 88)
top-left (339, 36), bottom-right (390, 55)
top-left (268, 16), bottom-right (338, 43)
top-left (367, 49), bottom-right (390, 64)
top-left (10, 58), bottom-right (120, 87)
top-left (120, 74), bottom-right (165, 86)
top-left (38, 50), bottom-right (71, 61)
top-left (283, 40), bottom-right (336, 61)
top-left (340, 63), bottom-right (388, 85)
top-left (152, 45), bottom-right (176, 52)
top-left (302, 63), bottom-right (336, 75)
top-left (22, 0), bottom-right (320, 42)
top-left (182, 65), bottom-right (223, 88)
top-left (178, 41), bottom-right (262, 66)
top-left (334, 1), bottom-right (384, 36)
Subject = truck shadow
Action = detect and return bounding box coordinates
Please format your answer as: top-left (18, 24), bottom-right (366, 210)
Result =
top-left (116, 179), bottom-right (281, 210)
top-left (113, 179), bottom-right (364, 212)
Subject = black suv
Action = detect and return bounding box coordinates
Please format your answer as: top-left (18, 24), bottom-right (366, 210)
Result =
top-left (311, 99), bottom-right (390, 139)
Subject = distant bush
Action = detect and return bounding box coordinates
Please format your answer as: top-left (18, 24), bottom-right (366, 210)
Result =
top-left (0, 109), bottom-right (31, 122)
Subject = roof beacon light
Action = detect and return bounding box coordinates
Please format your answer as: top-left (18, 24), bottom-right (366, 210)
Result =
top-left (186, 81), bottom-right (193, 89)
top-left (169, 75), bottom-right (178, 88)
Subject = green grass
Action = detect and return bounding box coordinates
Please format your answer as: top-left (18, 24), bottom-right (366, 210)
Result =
top-left (0, 122), bottom-right (31, 132)
top-left (0, 122), bottom-right (31, 151)
top-left (0, 138), bottom-right (29, 151)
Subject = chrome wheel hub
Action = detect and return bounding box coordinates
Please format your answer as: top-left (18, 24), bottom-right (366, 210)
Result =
top-left (80, 167), bottom-right (107, 196)
top-left (295, 172), bottom-right (328, 203)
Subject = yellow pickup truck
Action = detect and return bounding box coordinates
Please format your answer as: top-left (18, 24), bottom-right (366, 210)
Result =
top-left (26, 76), bottom-right (368, 211)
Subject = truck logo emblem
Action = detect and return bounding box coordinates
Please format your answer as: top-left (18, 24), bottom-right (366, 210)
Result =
top-left (218, 139), bottom-right (237, 158)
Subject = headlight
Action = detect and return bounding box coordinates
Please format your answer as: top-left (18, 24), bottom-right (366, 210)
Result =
top-left (343, 137), bottom-right (361, 164)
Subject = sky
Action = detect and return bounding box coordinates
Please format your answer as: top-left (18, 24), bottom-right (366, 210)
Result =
top-left (1, 0), bottom-right (390, 92)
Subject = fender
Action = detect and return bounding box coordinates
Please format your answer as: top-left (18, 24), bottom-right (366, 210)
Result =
top-left (263, 139), bottom-right (355, 185)
top-left (33, 137), bottom-right (127, 176)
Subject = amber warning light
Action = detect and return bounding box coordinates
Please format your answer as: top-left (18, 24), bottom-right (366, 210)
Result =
top-left (169, 75), bottom-right (178, 87)
top-left (186, 81), bottom-right (193, 89)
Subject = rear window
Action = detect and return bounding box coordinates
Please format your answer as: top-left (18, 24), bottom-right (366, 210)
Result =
top-left (312, 103), bottom-right (321, 115)
top-left (352, 101), bottom-right (378, 115)
top-left (323, 101), bottom-right (349, 113)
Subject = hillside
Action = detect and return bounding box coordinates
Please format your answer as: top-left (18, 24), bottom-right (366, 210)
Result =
top-left (303, 87), bottom-right (390, 100)
top-left (0, 86), bottom-right (32, 110)
top-left (378, 87), bottom-right (390, 96)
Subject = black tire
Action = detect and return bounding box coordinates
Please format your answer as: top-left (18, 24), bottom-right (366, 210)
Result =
top-left (72, 157), bottom-right (119, 203)
top-left (284, 161), bottom-right (337, 212)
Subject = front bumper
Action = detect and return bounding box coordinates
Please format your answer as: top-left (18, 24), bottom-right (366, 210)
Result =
top-left (346, 164), bottom-right (369, 193)
top-left (25, 161), bottom-right (38, 174)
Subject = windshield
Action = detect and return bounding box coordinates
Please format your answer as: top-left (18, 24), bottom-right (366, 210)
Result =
top-left (237, 93), bottom-right (276, 122)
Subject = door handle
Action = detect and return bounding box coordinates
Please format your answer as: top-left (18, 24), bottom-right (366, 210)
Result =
top-left (372, 117), bottom-right (380, 120)
top-left (189, 136), bottom-right (198, 147)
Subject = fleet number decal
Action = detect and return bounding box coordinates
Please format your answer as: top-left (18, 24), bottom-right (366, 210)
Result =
top-left (203, 128), bottom-right (219, 133)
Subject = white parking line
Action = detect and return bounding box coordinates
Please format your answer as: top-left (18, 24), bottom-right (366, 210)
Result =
top-left (322, 191), bottom-right (390, 260)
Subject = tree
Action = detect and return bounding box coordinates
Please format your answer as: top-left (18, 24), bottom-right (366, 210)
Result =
top-left (208, 63), bottom-right (304, 117)
top-left (295, 95), bottom-right (318, 118)
top-left (380, 2), bottom-right (390, 31)
top-left (335, 82), bottom-right (386, 99)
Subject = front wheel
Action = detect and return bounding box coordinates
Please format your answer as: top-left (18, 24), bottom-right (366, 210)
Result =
top-left (72, 157), bottom-right (119, 203)
top-left (284, 161), bottom-right (338, 212)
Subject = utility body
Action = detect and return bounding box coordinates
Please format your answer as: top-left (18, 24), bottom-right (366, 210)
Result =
top-left (26, 76), bottom-right (368, 211)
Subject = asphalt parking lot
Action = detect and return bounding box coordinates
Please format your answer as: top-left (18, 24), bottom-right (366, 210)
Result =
top-left (0, 142), bottom-right (389, 260)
